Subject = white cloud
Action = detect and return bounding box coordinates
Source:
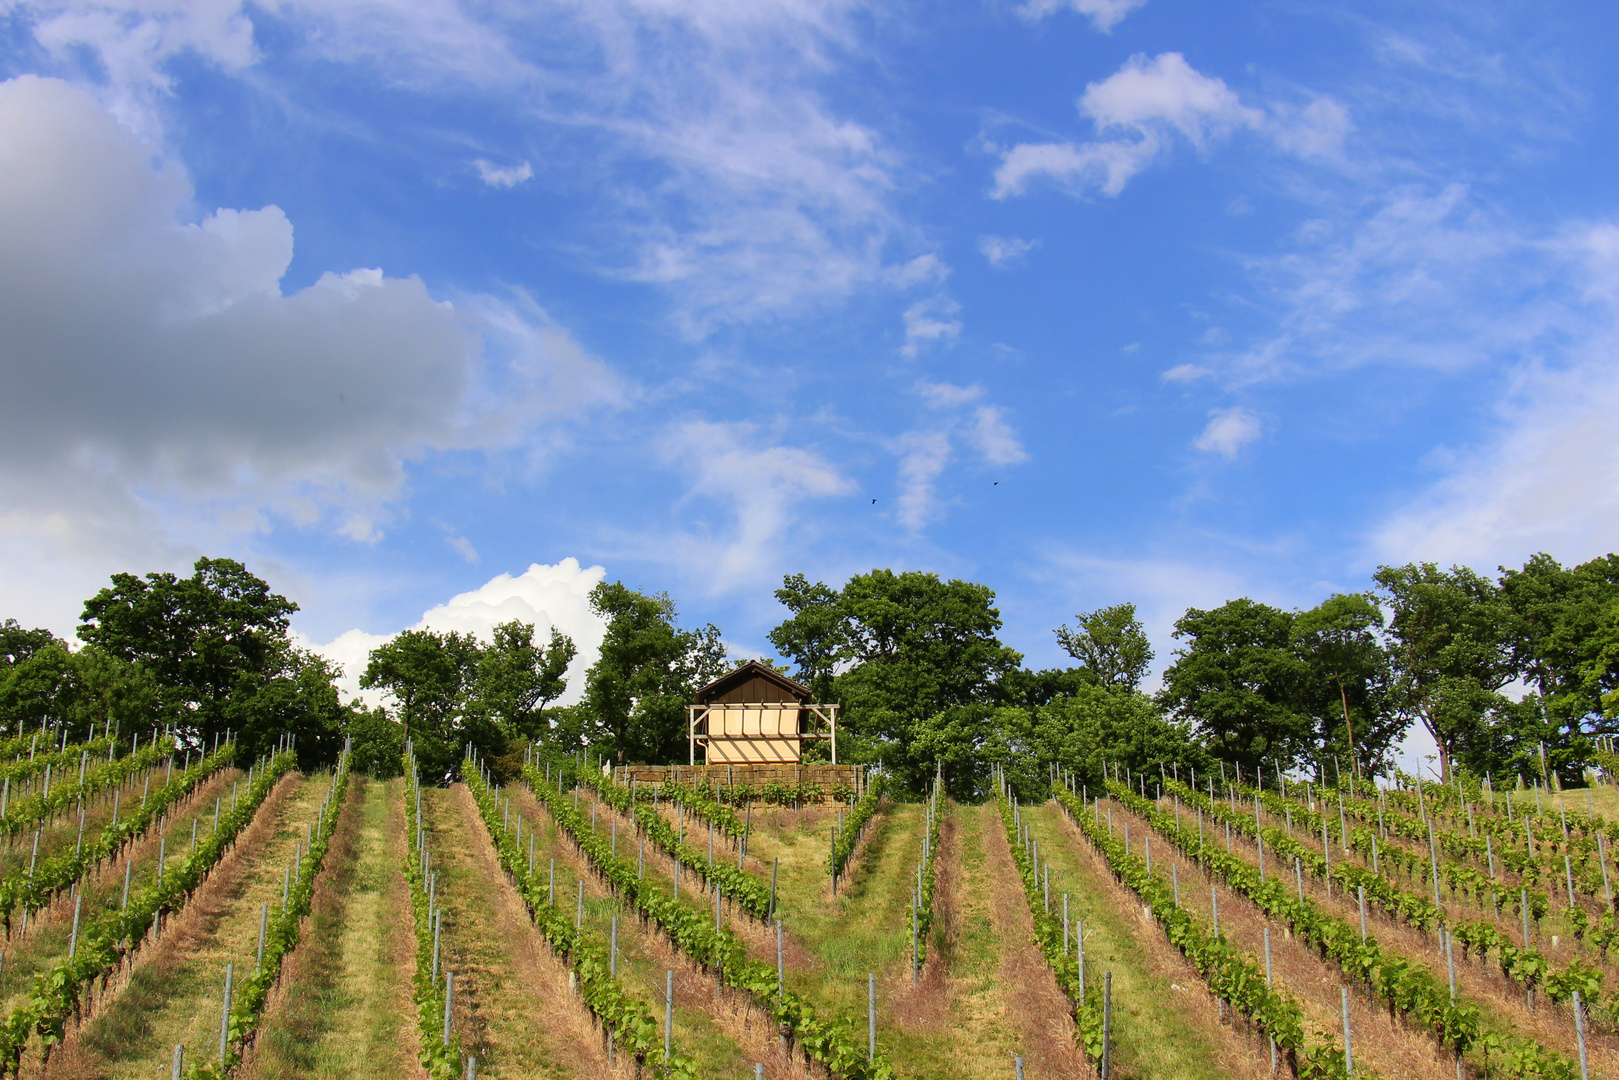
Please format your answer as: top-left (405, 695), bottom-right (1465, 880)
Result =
top-left (1193, 407), bottom-right (1262, 459)
top-left (11, 0), bottom-right (903, 333)
top-left (1017, 0), bottom-right (1146, 33)
top-left (916, 381), bottom-right (983, 409)
top-left (901, 296), bottom-right (962, 357)
top-left (1162, 363), bottom-right (1211, 383)
top-left (652, 420), bottom-right (855, 591)
top-left (993, 53), bottom-right (1349, 199)
top-left (474, 159), bottom-right (533, 188)
top-left (447, 535), bottom-right (480, 563)
top-left (971, 406), bottom-right (1029, 466)
top-left (307, 558), bottom-right (608, 707)
top-left (891, 253), bottom-right (950, 287)
top-left (978, 235), bottom-right (1039, 268)
top-left (0, 76), bottom-right (617, 569)
top-left (1371, 222), bottom-right (1619, 570)
top-left (894, 429), bottom-right (952, 532)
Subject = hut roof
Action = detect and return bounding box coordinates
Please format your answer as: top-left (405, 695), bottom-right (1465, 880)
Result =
top-left (694, 660), bottom-right (811, 704)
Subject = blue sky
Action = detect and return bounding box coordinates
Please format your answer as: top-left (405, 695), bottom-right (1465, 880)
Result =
top-left (3, 0), bottom-right (1618, 770)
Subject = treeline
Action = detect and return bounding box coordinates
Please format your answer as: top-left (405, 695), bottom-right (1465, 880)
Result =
top-left (4, 554), bottom-right (1617, 796)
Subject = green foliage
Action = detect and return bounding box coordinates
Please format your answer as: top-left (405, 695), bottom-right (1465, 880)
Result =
top-left (1037, 775), bottom-right (1339, 1075)
top-left (1053, 602), bottom-right (1153, 690)
top-left (402, 744), bottom-right (465, 1079)
top-left (363, 629), bottom-right (482, 782)
top-left (1149, 777), bottom-right (1580, 1078)
top-left (570, 766), bottom-right (772, 919)
top-left (78, 558), bottom-right (298, 745)
top-left (183, 749), bottom-right (351, 1079)
top-left (0, 736), bottom-right (190, 931)
top-left (1158, 597), bottom-right (1313, 776)
top-left (345, 703), bottom-right (404, 778)
top-left (1293, 593), bottom-right (1402, 779)
top-left (1373, 563), bottom-right (1513, 781)
top-left (522, 759), bottom-right (895, 1079)
top-left (771, 569), bottom-right (1021, 792)
top-left (463, 760), bottom-right (699, 1078)
top-left (471, 621), bottom-right (575, 745)
top-left (911, 778), bottom-right (942, 969)
top-left (0, 641), bottom-right (159, 738)
top-left (224, 647), bottom-right (348, 772)
top-left (0, 733), bottom-right (165, 841)
top-left (0, 745), bottom-right (297, 1075)
top-left (830, 776), bottom-right (887, 880)
top-left (582, 581), bottom-right (728, 765)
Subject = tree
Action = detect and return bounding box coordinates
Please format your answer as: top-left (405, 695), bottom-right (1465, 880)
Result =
top-left (768, 569), bottom-right (1021, 791)
top-left (0, 620), bottom-right (56, 669)
top-left (1029, 684), bottom-right (1208, 799)
top-left (1498, 553), bottom-right (1619, 783)
top-left (769, 574), bottom-right (847, 703)
top-left (471, 621), bottom-right (576, 746)
top-left (360, 629), bottom-right (481, 781)
top-left (0, 639), bottom-right (159, 739)
top-left (1157, 598), bottom-right (1311, 776)
top-left (225, 647), bottom-right (348, 771)
top-left (582, 582), bottom-right (729, 765)
top-left (1292, 593), bottom-right (1401, 781)
top-left (345, 703), bottom-right (404, 779)
top-left (1054, 603), bottom-right (1154, 690)
top-left (1373, 563), bottom-right (1512, 781)
top-left (78, 558), bottom-right (298, 748)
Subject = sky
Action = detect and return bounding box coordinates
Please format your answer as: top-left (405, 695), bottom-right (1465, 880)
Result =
top-left (2, 0), bottom-right (1617, 773)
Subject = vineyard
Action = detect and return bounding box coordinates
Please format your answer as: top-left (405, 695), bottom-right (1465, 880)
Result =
top-left (1, 732), bottom-right (1611, 1080)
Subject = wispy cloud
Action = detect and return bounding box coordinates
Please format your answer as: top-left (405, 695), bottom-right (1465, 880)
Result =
top-left (1193, 407), bottom-right (1262, 460)
top-left (1017, 0), bottom-right (1147, 33)
top-left (653, 420), bottom-right (855, 591)
top-left (901, 296), bottom-right (962, 357)
top-left (474, 159), bottom-right (532, 188)
top-left (978, 235), bottom-right (1039, 268)
top-left (992, 53), bottom-right (1349, 199)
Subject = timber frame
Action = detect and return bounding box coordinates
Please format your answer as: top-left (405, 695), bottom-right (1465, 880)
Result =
top-left (686, 702), bottom-right (840, 765)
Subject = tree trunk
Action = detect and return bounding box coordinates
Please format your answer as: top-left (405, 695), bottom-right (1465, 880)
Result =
top-left (1337, 680), bottom-right (1358, 782)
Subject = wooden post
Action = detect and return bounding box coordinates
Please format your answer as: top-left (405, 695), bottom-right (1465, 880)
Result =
top-left (867, 973), bottom-right (875, 1063)
top-left (219, 962), bottom-right (234, 1065)
top-left (1101, 971), bottom-right (1112, 1078)
top-left (1341, 988), bottom-right (1353, 1077)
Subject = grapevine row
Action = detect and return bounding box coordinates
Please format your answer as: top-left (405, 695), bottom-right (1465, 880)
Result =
top-left (522, 760), bottom-right (895, 1080)
top-left (464, 758), bottom-right (699, 1078)
top-left (0, 744), bottom-right (297, 1076)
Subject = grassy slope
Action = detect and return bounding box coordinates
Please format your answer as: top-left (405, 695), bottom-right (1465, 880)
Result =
top-left (59, 771), bottom-right (327, 1079)
top-left (1023, 800), bottom-right (1270, 1080)
top-left (502, 785), bottom-right (768, 1079)
top-left (243, 776), bottom-right (423, 1080)
top-left (0, 767), bottom-right (245, 1020)
top-left (419, 785), bottom-right (622, 1080)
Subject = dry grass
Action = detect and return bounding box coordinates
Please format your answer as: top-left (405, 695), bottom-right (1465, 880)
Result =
top-left (1101, 798), bottom-right (1456, 1080)
top-left (44, 772), bottom-right (324, 1080)
top-left (504, 783), bottom-right (809, 1079)
top-left (240, 776), bottom-right (425, 1080)
top-left (418, 784), bottom-right (629, 1079)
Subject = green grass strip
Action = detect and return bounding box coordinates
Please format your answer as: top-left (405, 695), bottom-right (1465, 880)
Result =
top-left (0, 739), bottom-right (223, 931)
top-left (517, 758), bottom-right (895, 1080)
top-left (0, 744), bottom-right (299, 1077)
top-left (465, 759), bottom-right (698, 1078)
top-left (183, 745), bottom-right (352, 1078)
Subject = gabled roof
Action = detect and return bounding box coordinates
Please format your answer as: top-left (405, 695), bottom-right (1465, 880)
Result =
top-left (694, 660), bottom-right (812, 704)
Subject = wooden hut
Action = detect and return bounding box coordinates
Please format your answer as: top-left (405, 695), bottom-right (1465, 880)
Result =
top-left (686, 661), bottom-right (839, 765)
